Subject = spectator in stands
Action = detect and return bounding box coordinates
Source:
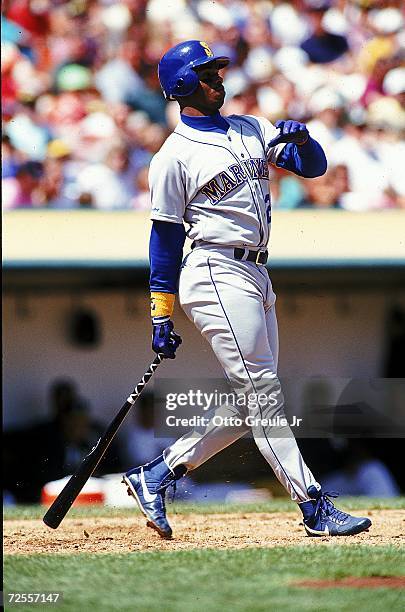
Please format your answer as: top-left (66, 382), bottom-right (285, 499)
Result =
top-left (332, 164), bottom-right (351, 207)
top-left (4, 378), bottom-right (124, 503)
top-left (271, 168), bottom-right (305, 210)
top-left (2, 160), bottom-right (43, 210)
top-left (2, 134), bottom-right (21, 179)
top-left (123, 391), bottom-right (175, 467)
top-left (322, 440), bottom-right (400, 497)
top-left (131, 165), bottom-right (151, 210)
top-left (297, 168), bottom-right (342, 209)
top-left (300, 1), bottom-right (349, 64)
top-left (306, 87), bottom-right (345, 154)
top-left (76, 144), bottom-right (137, 209)
top-left (37, 156), bottom-right (69, 208)
top-left (42, 139), bottom-right (82, 208)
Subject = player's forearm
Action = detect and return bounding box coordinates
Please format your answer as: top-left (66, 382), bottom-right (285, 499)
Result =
top-left (276, 138), bottom-right (327, 178)
top-left (149, 220), bottom-right (186, 317)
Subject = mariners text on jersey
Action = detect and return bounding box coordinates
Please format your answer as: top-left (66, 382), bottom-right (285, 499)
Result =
top-left (200, 158), bottom-right (270, 205)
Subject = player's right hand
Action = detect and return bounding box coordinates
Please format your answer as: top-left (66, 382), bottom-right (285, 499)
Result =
top-left (152, 316), bottom-right (182, 359)
top-left (268, 120), bottom-right (309, 147)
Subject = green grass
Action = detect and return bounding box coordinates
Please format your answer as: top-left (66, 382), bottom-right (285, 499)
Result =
top-left (4, 500), bottom-right (405, 611)
top-left (4, 546), bottom-right (404, 612)
top-left (4, 496), bottom-right (405, 521)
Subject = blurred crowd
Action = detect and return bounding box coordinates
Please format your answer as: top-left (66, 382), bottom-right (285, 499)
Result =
top-left (4, 379), bottom-right (124, 503)
top-left (2, 0), bottom-right (405, 212)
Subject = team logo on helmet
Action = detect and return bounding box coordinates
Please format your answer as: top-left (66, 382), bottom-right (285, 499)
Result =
top-left (200, 41), bottom-right (214, 57)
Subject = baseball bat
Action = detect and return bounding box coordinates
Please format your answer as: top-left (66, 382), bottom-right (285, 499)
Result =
top-left (43, 353), bottom-right (164, 529)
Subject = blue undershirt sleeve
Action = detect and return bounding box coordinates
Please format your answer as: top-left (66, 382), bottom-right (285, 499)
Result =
top-left (275, 137), bottom-right (327, 178)
top-left (149, 220), bottom-right (186, 294)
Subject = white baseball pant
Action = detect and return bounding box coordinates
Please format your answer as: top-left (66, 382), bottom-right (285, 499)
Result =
top-left (164, 245), bottom-right (319, 501)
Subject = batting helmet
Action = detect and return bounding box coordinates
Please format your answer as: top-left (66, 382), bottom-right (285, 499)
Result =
top-left (158, 40), bottom-right (230, 100)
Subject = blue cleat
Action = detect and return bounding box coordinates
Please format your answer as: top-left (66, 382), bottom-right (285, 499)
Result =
top-left (300, 485), bottom-right (372, 537)
top-left (122, 455), bottom-right (185, 539)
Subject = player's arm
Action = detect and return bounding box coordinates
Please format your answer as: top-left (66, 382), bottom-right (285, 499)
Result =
top-left (268, 120), bottom-right (327, 178)
top-left (150, 221), bottom-right (185, 359)
top-left (148, 153), bottom-right (188, 359)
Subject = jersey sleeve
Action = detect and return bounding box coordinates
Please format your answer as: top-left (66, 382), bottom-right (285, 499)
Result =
top-left (149, 220), bottom-right (186, 294)
top-left (149, 152), bottom-right (187, 224)
top-left (275, 139), bottom-right (327, 178)
top-left (251, 115), bottom-right (287, 165)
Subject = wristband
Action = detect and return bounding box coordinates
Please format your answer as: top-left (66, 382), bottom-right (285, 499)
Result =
top-left (150, 292), bottom-right (175, 318)
top-left (152, 315), bottom-right (170, 324)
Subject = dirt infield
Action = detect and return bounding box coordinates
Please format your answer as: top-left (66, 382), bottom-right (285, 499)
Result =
top-left (4, 509), bottom-right (405, 555)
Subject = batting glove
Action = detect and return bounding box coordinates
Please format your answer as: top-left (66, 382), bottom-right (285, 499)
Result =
top-left (152, 316), bottom-right (182, 359)
top-left (268, 120), bottom-right (309, 147)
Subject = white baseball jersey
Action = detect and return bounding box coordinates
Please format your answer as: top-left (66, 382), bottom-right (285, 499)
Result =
top-left (149, 114), bottom-right (286, 247)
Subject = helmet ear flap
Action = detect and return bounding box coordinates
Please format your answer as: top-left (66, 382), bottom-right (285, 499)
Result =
top-left (172, 68), bottom-right (199, 97)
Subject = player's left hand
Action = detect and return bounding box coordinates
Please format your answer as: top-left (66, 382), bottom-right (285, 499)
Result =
top-left (268, 120), bottom-right (309, 147)
top-left (152, 316), bottom-right (182, 359)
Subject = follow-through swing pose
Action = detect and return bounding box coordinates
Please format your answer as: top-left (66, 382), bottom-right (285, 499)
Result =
top-left (123, 40), bottom-right (372, 540)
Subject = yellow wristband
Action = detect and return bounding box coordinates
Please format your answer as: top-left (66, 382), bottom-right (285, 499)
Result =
top-left (150, 292), bottom-right (175, 318)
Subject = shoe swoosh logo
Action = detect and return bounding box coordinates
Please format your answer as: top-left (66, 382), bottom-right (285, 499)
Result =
top-left (140, 468), bottom-right (157, 502)
top-left (306, 523), bottom-right (329, 536)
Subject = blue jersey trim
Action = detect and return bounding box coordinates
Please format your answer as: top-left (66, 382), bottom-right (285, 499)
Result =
top-left (180, 111), bottom-right (230, 134)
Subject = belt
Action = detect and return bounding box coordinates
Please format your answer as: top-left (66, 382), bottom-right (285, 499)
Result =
top-left (234, 247), bottom-right (268, 265)
top-left (190, 241), bottom-right (269, 265)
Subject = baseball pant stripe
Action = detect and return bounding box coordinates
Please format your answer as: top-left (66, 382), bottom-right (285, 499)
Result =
top-left (207, 258), bottom-right (303, 500)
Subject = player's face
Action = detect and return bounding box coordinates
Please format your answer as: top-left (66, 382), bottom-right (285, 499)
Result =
top-left (193, 62), bottom-right (226, 112)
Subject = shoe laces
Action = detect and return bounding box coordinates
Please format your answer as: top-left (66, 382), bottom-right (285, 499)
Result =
top-left (316, 491), bottom-right (350, 523)
top-left (157, 473), bottom-right (178, 507)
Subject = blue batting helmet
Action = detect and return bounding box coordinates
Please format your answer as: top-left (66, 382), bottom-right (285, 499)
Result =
top-left (158, 40), bottom-right (230, 100)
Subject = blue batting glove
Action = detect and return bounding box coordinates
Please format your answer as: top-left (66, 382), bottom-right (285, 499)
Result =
top-left (268, 120), bottom-right (309, 147)
top-left (152, 316), bottom-right (182, 359)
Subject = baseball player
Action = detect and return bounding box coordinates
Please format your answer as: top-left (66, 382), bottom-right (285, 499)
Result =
top-left (123, 41), bottom-right (372, 539)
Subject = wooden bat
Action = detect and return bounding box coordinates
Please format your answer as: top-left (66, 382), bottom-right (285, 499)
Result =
top-left (43, 354), bottom-right (164, 529)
